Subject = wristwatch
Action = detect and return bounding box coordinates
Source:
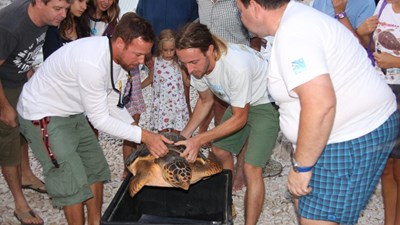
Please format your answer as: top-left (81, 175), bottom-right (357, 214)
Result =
top-left (335, 11), bottom-right (347, 20)
top-left (290, 150), bottom-right (314, 173)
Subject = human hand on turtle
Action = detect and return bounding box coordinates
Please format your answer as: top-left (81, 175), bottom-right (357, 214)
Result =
top-left (141, 130), bottom-right (174, 158)
top-left (175, 137), bottom-right (201, 163)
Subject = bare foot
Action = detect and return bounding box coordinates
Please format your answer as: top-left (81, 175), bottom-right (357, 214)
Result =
top-left (232, 166), bottom-right (246, 192)
top-left (21, 176), bottom-right (46, 193)
top-left (14, 209), bottom-right (44, 225)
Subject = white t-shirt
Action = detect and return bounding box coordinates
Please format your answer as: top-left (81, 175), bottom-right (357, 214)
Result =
top-left (191, 43), bottom-right (272, 108)
top-left (17, 36), bottom-right (141, 143)
top-left (268, 1), bottom-right (396, 144)
top-left (374, 0), bottom-right (400, 84)
top-left (90, 19), bottom-right (108, 36)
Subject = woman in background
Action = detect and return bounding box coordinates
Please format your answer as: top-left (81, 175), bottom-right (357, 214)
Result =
top-left (43, 0), bottom-right (90, 60)
top-left (88, 0), bottom-right (119, 37)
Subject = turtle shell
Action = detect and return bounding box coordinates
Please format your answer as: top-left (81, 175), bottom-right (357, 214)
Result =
top-left (125, 132), bottom-right (223, 197)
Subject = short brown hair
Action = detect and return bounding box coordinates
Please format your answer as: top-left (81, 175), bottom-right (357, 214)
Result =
top-left (31, 0), bottom-right (71, 6)
top-left (111, 12), bottom-right (155, 45)
top-left (239, 0), bottom-right (289, 9)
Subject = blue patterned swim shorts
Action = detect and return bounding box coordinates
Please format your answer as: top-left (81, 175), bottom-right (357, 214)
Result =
top-left (299, 111), bottom-right (400, 224)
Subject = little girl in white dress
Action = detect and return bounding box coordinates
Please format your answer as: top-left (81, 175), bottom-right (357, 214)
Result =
top-left (141, 29), bottom-right (190, 133)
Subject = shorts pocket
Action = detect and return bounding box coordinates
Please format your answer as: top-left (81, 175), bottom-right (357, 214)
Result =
top-left (316, 147), bottom-right (353, 178)
top-left (44, 161), bottom-right (81, 198)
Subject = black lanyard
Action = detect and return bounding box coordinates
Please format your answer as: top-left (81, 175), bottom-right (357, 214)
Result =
top-left (109, 38), bottom-right (133, 108)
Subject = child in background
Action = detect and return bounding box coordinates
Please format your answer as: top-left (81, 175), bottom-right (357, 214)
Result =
top-left (142, 29), bottom-right (190, 134)
top-left (121, 66), bottom-right (146, 179)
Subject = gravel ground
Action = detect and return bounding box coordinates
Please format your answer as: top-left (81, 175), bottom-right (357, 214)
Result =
top-left (0, 74), bottom-right (386, 225)
top-left (0, 0), bottom-right (385, 224)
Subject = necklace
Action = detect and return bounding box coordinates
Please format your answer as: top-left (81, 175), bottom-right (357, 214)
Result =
top-left (91, 20), bottom-right (97, 35)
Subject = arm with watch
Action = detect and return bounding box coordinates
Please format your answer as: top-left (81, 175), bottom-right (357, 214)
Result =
top-left (332, 0), bottom-right (370, 48)
top-left (287, 74), bottom-right (336, 197)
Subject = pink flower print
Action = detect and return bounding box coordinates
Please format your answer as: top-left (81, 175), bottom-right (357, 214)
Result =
top-left (164, 118), bottom-right (169, 123)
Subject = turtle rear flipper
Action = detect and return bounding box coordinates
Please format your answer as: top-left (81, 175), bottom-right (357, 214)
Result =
top-left (129, 174), bottom-right (147, 197)
top-left (190, 159), bottom-right (223, 184)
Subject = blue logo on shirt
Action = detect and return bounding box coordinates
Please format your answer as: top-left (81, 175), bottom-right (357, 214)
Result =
top-left (291, 58), bottom-right (306, 75)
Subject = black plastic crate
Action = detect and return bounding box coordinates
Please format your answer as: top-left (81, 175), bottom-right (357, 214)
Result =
top-left (101, 170), bottom-right (233, 225)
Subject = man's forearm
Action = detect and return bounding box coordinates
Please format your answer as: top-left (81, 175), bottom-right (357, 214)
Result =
top-left (181, 95), bottom-right (214, 138)
top-left (294, 104), bottom-right (335, 167)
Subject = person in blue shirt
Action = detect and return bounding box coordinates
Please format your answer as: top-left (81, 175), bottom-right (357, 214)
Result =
top-left (312, 0), bottom-right (376, 47)
top-left (136, 0), bottom-right (198, 40)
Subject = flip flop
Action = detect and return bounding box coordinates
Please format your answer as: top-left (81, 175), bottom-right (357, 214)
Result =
top-left (262, 159), bottom-right (283, 178)
top-left (14, 210), bottom-right (44, 225)
top-left (22, 180), bottom-right (47, 194)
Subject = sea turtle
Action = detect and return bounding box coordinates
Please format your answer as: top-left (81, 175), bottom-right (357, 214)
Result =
top-left (125, 132), bottom-right (223, 197)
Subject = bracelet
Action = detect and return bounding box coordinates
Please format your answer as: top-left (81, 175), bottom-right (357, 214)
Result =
top-left (335, 11), bottom-right (347, 20)
top-left (290, 150), bottom-right (314, 173)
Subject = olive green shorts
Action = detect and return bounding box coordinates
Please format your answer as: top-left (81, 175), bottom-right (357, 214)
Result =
top-left (0, 87), bottom-right (26, 166)
top-left (19, 114), bottom-right (111, 207)
top-left (213, 103), bottom-right (279, 168)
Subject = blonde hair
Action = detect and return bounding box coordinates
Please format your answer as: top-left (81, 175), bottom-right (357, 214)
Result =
top-left (155, 29), bottom-right (179, 64)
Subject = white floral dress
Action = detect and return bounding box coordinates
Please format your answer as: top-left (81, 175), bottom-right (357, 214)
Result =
top-left (150, 57), bottom-right (189, 131)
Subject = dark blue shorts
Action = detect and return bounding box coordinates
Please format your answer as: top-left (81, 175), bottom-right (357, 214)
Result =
top-left (299, 111), bottom-right (400, 224)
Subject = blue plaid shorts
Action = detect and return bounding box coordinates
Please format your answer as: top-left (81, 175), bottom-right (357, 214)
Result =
top-left (299, 111), bottom-right (400, 224)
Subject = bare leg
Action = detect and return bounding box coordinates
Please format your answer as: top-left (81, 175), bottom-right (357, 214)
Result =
top-left (293, 199), bottom-right (338, 225)
top-left (64, 202), bottom-right (85, 225)
top-left (382, 158), bottom-right (397, 225)
top-left (2, 165), bottom-right (43, 224)
top-left (243, 163), bottom-right (264, 225)
top-left (20, 143), bottom-right (46, 192)
top-left (233, 142), bottom-right (247, 192)
top-left (213, 99), bottom-right (248, 192)
top-left (211, 146), bottom-right (234, 171)
top-left (393, 158), bottom-right (400, 225)
top-left (300, 218), bottom-right (338, 225)
top-left (86, 182), bottom-right (104, 225)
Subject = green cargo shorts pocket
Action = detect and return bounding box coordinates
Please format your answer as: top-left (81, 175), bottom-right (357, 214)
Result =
top-left (45, 162), bottom-right (81, 198)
